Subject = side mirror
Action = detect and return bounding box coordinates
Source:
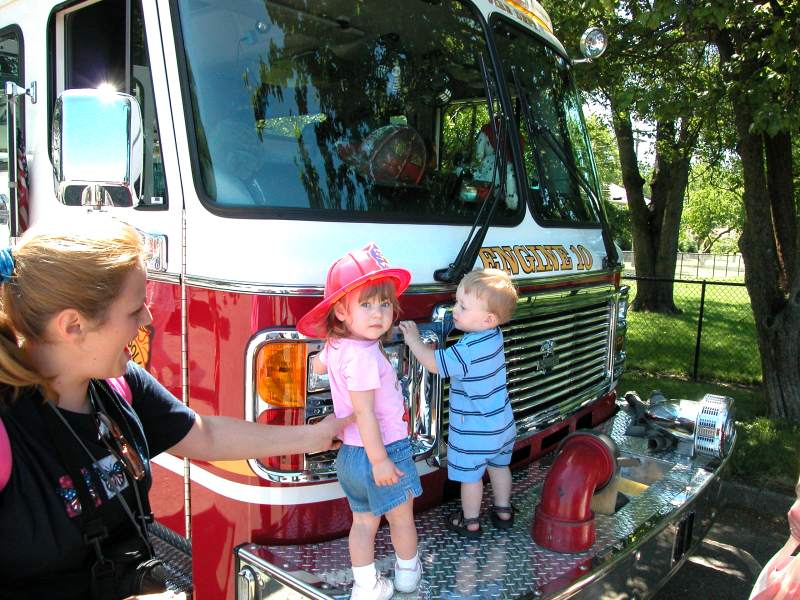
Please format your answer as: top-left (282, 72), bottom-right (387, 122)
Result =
top-left (572, 27), bottom-right (608, 65)
top-left (51, 88), bottom-right (143, 208)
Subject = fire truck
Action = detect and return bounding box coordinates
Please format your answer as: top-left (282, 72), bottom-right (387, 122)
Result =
top-left (0, 0), bottom-right (736, 598)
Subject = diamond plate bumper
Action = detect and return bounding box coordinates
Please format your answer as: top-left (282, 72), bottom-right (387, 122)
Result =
top-left (234, 406), bottom-right (734, 600)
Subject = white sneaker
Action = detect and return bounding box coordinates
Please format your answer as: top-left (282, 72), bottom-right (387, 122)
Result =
top-left (394, 558), bottom-right (423, 593)
top-left (350, 574), bottom-right (394, 600)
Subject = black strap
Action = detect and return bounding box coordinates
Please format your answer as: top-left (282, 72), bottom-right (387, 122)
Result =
top-left (38, 399), bottom-right (120, 599)
top-left (38, 381), bottom-right (156, 594)
top-left (90, 380), bottom-right (154, 520)
top-left (38, 401), bottom-right (109, 549)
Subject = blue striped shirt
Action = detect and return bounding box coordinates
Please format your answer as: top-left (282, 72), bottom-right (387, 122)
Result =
top-left (435, 327), bottom-right (516, 482)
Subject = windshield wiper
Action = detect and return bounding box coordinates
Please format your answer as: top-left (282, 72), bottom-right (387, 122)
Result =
top-left (511, 67), bottom-right (619, 268)
top-left (434, 53), bottom-right (511, 283)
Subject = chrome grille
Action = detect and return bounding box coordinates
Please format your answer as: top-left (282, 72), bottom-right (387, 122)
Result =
top-left (441, 284), bottom-right (616, 437)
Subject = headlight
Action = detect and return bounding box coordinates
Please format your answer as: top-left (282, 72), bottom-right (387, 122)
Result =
top-left (307, 353), bottom-right (329, 393)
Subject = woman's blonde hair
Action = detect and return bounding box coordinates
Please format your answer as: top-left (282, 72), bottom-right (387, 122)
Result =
top-left (0, 218), bottom-right (145, 400)
top-left (324, 279), bottom-right (401, 341)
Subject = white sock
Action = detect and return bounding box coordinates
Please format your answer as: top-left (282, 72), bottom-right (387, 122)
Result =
top-left (352, 563), bottom-right (377, 587)
top-left (396, 553), bottom-right (419, 569)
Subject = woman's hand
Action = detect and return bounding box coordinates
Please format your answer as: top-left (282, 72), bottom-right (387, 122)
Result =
top-left (372, 456), bottom-right (403, 486)
top-left (306, 413), bottom-right (352, 453)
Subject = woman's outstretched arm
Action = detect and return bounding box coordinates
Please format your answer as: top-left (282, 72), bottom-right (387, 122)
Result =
top-left (169, 413), bottom-right (351, 461)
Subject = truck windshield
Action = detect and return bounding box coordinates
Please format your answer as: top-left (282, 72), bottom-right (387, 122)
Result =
top-left (491, 17), bottom-right (600, 225)
top-left (177, 0), bottom-right (521, 224)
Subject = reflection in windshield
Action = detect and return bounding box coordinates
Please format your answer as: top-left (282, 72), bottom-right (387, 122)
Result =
top-left (177, 0), bottom-right (520, 223)
top-left (492, 18), bottom-right (599, 224)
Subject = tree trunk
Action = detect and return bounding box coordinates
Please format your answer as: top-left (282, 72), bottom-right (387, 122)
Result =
top-left (611, 101), bottom-right (691, 313)
top-left (714, 30), bottom-right (800, 421)
top-left (757, 303), bottom-right (800, 421)
top-left (737, 129), bottom-right (800, 419)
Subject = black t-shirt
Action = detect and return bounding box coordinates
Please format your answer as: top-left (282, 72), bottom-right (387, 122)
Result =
top-left (0, 361), bottom-right (196, 599)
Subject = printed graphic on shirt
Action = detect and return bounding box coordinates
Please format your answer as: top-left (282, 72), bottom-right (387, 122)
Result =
top-left (55, 456), bottom-right (129, 518)
top-left (83, 467), bottom-right (102, 507)
top-left (57, 475), bottom-right (82, 518)
top-left (95, 454), bottom-right (130, 498)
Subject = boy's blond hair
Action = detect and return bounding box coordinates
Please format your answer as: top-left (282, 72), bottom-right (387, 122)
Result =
top-left (458, 269), bottom-right (518, 324)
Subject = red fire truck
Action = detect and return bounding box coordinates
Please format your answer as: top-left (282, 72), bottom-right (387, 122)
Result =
top-left (0, 0), bottom-right (735, 598)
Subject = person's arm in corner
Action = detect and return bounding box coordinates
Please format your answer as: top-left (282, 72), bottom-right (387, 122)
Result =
top-left (399, 321), bottom-right (439, 374)
top-left (350, 389), bottom-right (403, 486)
top-left (169, 412), bottom-right (350, 461)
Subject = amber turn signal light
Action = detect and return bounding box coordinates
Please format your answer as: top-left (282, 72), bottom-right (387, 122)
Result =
top-left (256, 342), bottom-right (306, 408)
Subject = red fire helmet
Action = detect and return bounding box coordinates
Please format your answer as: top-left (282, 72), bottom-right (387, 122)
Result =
top-left (296, 243), bottom-right (411, 338)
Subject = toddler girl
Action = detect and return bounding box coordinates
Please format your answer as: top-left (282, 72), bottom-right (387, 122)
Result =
top-left (297, 243), bottom-right (423, 600)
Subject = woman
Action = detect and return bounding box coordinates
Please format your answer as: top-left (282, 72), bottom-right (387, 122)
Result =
top-left (750, 475), bottom-right (800, 599)
top-left (0, 219), bottom-right (348, 599)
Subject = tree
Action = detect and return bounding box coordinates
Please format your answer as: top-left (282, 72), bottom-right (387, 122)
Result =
top-left (682, 159), bottom-right (743, 252)
top-left (584, 114), bottom-right (632, 248)
top-left (584, 113), bottom-right (622, 190)
top-left (549, 2), bottom-right (719, 313)
top-left (605, 201), bottom-right (633, 250)
top-left (681, 0), bottom-right (800, 421)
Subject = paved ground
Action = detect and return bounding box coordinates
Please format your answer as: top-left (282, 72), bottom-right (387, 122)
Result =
top-left (654, 502), bottom-right (790, 599)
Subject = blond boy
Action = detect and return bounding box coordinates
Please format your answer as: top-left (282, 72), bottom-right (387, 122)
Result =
top-left (400, 269), bottom-right (518, 537)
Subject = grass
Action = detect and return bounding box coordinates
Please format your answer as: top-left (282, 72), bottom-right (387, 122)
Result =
top-left (623, 279), bottom-right (761, 383)
top-left (619, 369), bottom-right (799, 495)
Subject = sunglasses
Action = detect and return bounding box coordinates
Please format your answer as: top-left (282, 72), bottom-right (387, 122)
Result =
top-left (96, 411), bottom-right (146, 481)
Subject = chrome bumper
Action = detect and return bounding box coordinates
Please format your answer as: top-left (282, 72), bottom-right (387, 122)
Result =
top-left (234, 405), bottom-right (734, 600)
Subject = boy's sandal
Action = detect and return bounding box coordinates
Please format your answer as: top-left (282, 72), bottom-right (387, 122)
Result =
top-left (490, 505), bottom-right (515, 530)
top-left (447, 510), bottom-right (482, 539)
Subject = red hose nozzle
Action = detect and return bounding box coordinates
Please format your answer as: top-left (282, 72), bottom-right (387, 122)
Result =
top-left (532, 432), bottom-right (617, 552)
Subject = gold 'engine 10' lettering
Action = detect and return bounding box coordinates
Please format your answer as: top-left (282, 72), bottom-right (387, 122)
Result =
top-left (478, 244), bottom-right (594, 275)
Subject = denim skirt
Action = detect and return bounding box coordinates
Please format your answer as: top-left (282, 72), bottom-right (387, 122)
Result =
top-left (336, 437), bottom-right (422, 516)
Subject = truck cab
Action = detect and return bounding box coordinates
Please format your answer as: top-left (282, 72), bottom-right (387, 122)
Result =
top-left (0, 1), bottom-right (734, 598)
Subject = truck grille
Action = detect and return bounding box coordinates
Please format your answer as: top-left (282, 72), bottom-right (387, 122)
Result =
top-left (441, 285), bottom-right (615, 437)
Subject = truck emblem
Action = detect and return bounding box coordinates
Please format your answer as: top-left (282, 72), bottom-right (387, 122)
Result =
top-left (535, 339), bottom-right (559, 373)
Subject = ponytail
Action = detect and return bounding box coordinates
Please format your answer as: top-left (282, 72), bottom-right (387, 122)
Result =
top-left (0, 313), bottom-right (43, 404)
top-left (0, 219), bottom-right (145, 404)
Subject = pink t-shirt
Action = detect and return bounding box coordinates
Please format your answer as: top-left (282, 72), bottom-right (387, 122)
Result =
top-left (319, 338), bottom-right (408, 447)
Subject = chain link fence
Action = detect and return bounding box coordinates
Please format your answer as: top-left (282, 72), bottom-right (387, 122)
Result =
top-left (622, 251), bottom-right (745, 280)
top-left (622, 276), bottom-right (760, 384)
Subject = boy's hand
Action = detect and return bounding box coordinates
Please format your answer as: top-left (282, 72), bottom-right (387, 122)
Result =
top-left (399, 320), bottom-right (439, 375)
top-left (372, 456), bottom-right (403, 486)
top-left (399, 321), bottom-right (421, 345)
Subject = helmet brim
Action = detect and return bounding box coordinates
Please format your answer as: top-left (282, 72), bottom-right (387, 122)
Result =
top-left (296, 268), bottom-right (411, 338)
